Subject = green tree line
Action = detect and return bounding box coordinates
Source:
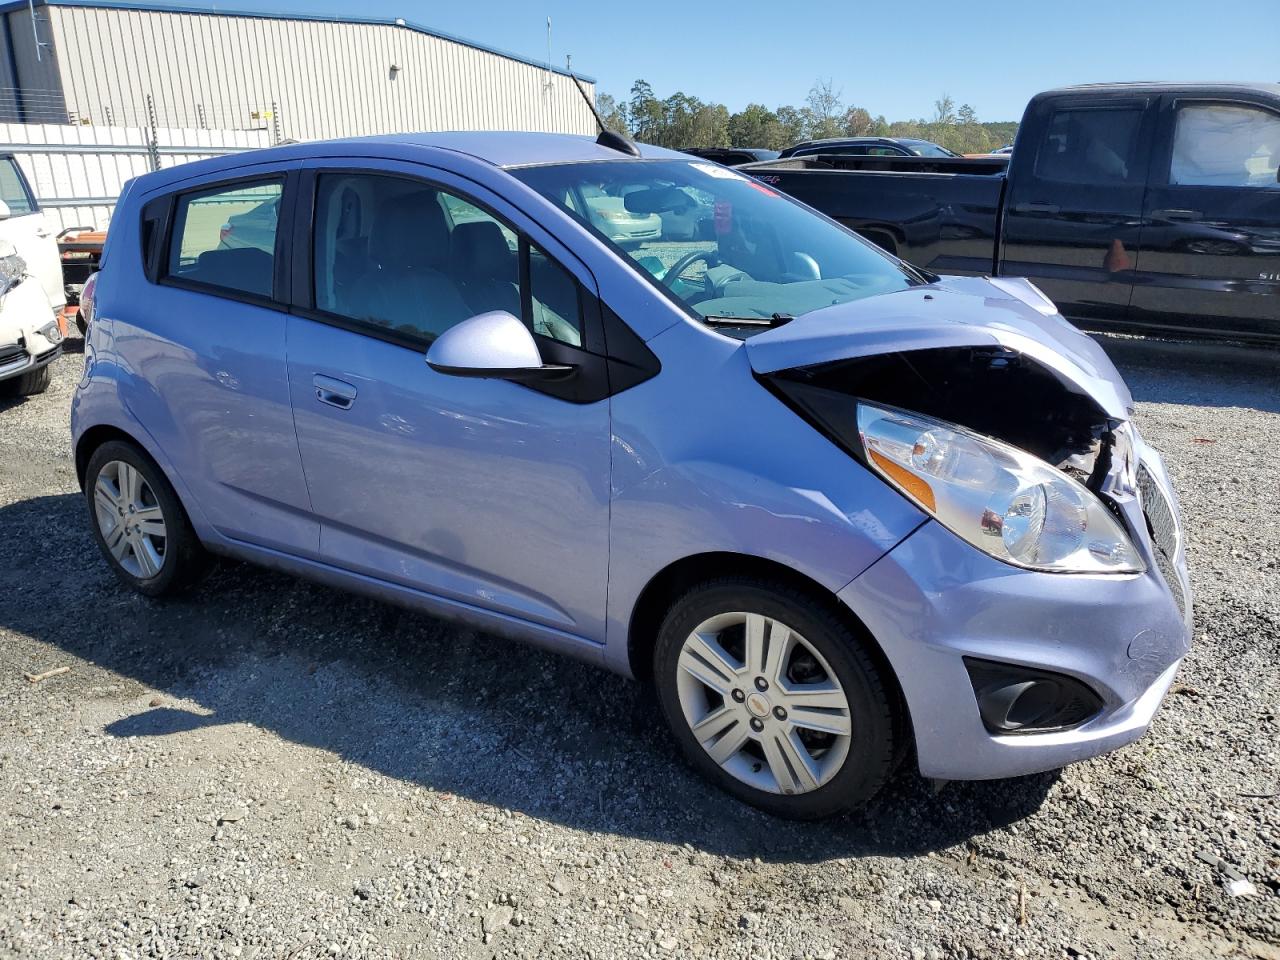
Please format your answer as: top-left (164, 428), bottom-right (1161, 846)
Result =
top-left (596, 80), bottom-right (1019, 155)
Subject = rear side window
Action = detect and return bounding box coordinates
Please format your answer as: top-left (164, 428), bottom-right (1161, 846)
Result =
top-left (167, 180), bottom-right (283, 298)
top-left (0, 158), bottom-right (35, 215)
top-left (1035, 107), bottom-right (1144, 184)
top-left (1171, 103), bottom-right (1280, 188)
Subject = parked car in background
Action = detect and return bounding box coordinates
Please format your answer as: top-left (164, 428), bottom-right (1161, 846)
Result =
top-left (218, 194), bottom-right (281, 253)
top-left (74, 131), bottom-right (1190, 819)
top-left (578, 180), bottom-right (662, 246)
top-left (780, 137), bottom-right (960, 160)
top-left (749, 83), bottom-right (1280, 343)
top-left (0, 237), bottom-right (63, 396)
top-left (992, 143), bottom-right (1015, 155)
top-left (681, 147), bottom-right (781, 166)
top-left (0, 153), bottom-right (67, 395)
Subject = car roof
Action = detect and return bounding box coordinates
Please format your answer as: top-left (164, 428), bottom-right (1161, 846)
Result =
top-left (1036, 81), bottom-right (1280, 101)
top-left (352, 131), bottom-right (690, 167)
top-left (791, 136), bottom-right (897, 148)
top-left (134, 131), bottom-right (691, 191)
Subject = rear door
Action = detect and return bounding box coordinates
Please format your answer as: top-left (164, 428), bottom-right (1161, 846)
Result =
top-left (0, 155), bottom-right (64, 310)
top-left (1130, 96), bottom-right (1280, 339)
top-left (999, 95), bottom-right (1156, 324)
top-left (122, 163), bottom-right (319, 557)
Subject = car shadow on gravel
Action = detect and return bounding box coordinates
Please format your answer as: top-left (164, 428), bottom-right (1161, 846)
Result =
top-left (2, 492), bottom-right (1057, 863)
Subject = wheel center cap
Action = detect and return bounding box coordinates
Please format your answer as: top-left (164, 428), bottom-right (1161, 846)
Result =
top-left (745, 692), bottom-right (770, 718)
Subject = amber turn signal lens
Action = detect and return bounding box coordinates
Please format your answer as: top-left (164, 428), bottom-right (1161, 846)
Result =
top-left (869, 449), bottom-right (936, 513)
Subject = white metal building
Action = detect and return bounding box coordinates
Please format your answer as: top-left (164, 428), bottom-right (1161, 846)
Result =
top-left (0, 0), bottom-right (597, 140)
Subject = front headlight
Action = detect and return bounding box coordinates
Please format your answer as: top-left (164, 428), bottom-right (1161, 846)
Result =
top-left (0, 252), bottom-right (26, 295)
top-left (858, 402), bottom-right (1142, 574)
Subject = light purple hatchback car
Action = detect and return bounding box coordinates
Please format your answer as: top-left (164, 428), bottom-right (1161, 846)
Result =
top-left (72, 130), bottom-right (1191, 819)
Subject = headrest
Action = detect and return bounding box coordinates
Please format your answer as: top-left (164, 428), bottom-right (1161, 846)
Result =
top-left (369, 190), bottom-right (448, 272)
top-left (451, 220), bottom-right (515, 281)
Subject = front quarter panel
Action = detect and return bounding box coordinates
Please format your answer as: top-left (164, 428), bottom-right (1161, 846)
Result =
top-left (604, 320), bottom-right (927, 674)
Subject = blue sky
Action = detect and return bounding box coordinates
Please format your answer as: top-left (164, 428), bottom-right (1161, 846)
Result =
top-left (209, 0), bottom-right (1277, 121)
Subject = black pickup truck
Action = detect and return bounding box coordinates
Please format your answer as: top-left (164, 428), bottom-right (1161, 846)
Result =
top-left (748, 83), bottom-right (1280, 343)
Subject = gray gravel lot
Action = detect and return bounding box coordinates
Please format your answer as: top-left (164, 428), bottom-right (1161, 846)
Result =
top-left (1, 335), bottom-right (1278, 959)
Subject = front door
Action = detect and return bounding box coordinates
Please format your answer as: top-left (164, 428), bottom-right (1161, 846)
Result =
top-left (0, 155), bottom-right (64, 310)
top-left (1000, 96), bottom-right (1155, 324)
top-left (285, 163), bottom-right (611, 649)
top-left (1130, 97), bottom-right (1280, 340)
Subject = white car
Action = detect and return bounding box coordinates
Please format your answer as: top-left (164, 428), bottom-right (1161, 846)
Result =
top-left (578, 183), bottom-right (662, 246)
top-left (0, 153), bottom-right (67, 397)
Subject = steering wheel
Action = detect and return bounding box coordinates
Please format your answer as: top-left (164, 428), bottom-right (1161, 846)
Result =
top-left (662, 250), bottom-right (719, 288)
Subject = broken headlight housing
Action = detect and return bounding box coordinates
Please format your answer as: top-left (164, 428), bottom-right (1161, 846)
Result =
top-left (0, 252), bottom-right (26, 295)
top-left (858, 402), bottom-right (1142, 574)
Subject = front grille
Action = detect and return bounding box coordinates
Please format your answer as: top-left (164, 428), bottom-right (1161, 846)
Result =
top-left (1137, 463), bottom-right (1178, 559)
top-left (0, 342), bottom-right (27, 374)
top-left (1137, 462), bottom-right (1186, 618)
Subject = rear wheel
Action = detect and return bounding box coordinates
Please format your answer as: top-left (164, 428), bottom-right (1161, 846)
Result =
top-left (653, 578), bottom-right (898, 819)
top-left (84, 440), bottom-right (209, 596)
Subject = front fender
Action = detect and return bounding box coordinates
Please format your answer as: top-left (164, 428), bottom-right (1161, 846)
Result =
top-left (603, 321), bottom-right (926, 675)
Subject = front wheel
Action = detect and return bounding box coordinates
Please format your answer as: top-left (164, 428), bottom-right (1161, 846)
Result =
top-left (653, 578), bottom-right (899, 819)
top-left (0, 363), bottom-right (51, 397)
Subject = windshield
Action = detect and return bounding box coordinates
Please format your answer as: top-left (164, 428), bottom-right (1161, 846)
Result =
top-left (511, 159), bottom-right (919, 333)
top-left (902, 139), bottom-right (959, 158)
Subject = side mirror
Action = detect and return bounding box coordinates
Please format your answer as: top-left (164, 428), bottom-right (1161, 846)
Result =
top-left (426, 310), bottom-right (573, 381)
top-left (0, 200), bottom-right (11, 220)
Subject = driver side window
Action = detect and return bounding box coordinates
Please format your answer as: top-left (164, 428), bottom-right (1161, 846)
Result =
top-left (311, 171), bottom-right (586, 349)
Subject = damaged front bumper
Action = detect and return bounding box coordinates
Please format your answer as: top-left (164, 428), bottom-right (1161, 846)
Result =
top-left (840, 431), bottom-right (1192, 781)
top-left (0, 278), bottom-right (63, 383)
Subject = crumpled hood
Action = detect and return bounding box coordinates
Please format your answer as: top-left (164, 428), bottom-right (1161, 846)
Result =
top-left (744, 275), bottom-right (1133, 420)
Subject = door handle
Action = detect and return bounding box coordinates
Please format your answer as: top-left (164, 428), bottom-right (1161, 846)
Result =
top-left (1013, 202), bottom-right (1061, 214)
top-left (313, 374), bottom-right (357, 410)
top-left (1151, 208), bottom-right (1202, 221)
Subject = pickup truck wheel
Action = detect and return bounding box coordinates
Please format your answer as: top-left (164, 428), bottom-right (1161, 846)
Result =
top-left (0, 363), bottom-right (51, 397)
top-left (85, 440), bottom-right (209, 596)
top-left (653, 578), bottom-right (898, 819)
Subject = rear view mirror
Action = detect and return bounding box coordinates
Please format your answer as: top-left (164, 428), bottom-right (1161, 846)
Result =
top-left (426, 311), bottom-right (573, 381)
top-left (0, 200), bottom-right (11, 220)
top-left (623, 187), bottom-right (688, 215)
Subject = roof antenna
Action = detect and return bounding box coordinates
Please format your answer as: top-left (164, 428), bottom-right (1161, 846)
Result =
top-left (568, 69), bottom-right (641, 157)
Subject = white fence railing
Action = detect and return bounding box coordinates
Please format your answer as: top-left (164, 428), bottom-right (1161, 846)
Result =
top-left (0, 123), bottom-right (273, 233)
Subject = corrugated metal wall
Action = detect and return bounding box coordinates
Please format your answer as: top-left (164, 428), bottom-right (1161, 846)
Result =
top-left (45, 6), bottom-right (597, 141)
top-left (0, 7), bottom-right (67, 123)
top-left (0, 121), bottom-right (271, 231)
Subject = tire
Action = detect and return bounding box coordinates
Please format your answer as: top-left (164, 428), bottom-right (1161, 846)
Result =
top-left (653, 577), bottom-right (898, 820)
top-left (84, 439), bottom-right (209, 596)
top-left (0, 363), bottom-right (51, 397)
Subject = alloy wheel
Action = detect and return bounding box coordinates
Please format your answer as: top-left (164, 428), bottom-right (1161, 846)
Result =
top-left (93, 460), bottom-right (168, 579)
top-left (675, 612), bottom-right (852, 795)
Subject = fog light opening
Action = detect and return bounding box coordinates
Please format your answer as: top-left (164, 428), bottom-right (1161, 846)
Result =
top-left (964, 657), bottom-right (1104, 735)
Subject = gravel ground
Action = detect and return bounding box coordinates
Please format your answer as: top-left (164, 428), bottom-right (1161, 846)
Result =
top-left (1, 335), bottom-right (1277, 960)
